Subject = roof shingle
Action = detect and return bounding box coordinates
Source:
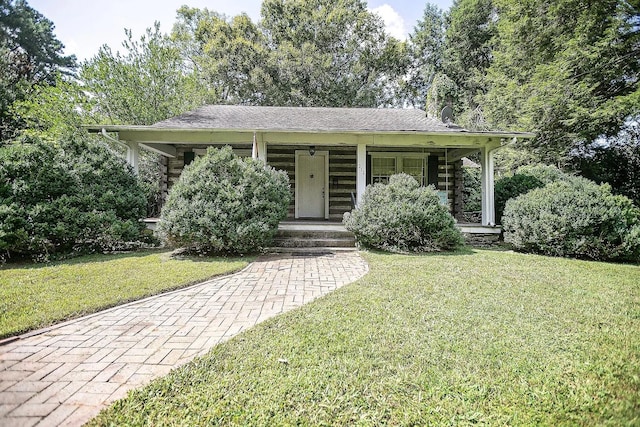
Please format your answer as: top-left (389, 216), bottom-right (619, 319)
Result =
top-left (151, 105), bottom-right (460, 133)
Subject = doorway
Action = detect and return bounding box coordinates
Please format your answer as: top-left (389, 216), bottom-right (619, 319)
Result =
top-left (295, 150), bottom-right (329, 219)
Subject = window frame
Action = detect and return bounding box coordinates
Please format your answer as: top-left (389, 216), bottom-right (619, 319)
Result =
top-left (370, 152), bottom-right (430, 186)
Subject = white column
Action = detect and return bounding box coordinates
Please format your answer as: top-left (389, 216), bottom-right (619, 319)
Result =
top-left (126, 141), bottom-right (140, 175)
top-left (480, 146), bottom-right (496, 225)
top-left (252, 132), bottom-right (257, 159)
top-left (257, 139), bottom-right (267, 163)
top-left (356, 143), bottom-right (367, 206)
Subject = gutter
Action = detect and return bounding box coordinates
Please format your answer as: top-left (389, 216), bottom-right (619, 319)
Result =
top-left (100, 128), bottom-right (128, 148)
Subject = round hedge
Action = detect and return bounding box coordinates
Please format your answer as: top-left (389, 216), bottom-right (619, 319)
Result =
top-left (502, 176), bottom-right (640, 262)
top-left (495, 164), bottom-right (569, 224)
top-left (343, 174), bottom-right (463, 253)
top-left (0, 136), bottom-right (148, 261)
top-left (159, 146), bottom-right (290, 254)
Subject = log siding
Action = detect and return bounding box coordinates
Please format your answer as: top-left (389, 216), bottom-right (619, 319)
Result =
top-left (165, 144), bottom-right (460, 219)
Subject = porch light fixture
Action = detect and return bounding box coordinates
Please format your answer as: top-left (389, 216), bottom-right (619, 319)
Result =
top-left (308, 146), bottom-right (316, 156)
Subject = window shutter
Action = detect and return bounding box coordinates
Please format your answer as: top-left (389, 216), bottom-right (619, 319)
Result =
top-left (427, 155), bottom-right (439, 187)
top-left (184, 151), bottom-right (195, 167)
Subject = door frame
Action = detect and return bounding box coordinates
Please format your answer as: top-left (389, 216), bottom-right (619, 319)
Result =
top-left (294, 150), bottom-right (330, 219)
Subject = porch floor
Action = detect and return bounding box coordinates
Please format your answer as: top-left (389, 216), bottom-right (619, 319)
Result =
top-left (143, 219), bottom-right (501, 236)
top-left (279, 220), bottom-right (501, 235)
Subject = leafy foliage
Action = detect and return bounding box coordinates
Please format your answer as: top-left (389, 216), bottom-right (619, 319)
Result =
top-left (0, 0), bottom-right (76, 141)
top-left (171, 0), bottom-right (408, 107)
top-left (0, 136), bottom-right (148, 261)
top-left (495, 164), bottom-right (569, 224)
top-left (463, 166), bottom-right (481, 212)
top-left (483, 0), bottom-right (640, 163)
top-left (11, 73), bottom-right (90, 142)
top-left (401, 3), bottom-right (445, 108)
top-left (82, 22), bottom-right (204, 125)
top-left (344, 174), bottom-right (463, 252)
top-left (438, 0), bottom-right (496, 128)
top-left (503, 176), bottom-right (640, 262)
top-left (159, 146), bottom-right (290, 254)
top-left (495, 174), bottom-right (543, 225)
top-left (172, 8), bottom-right (270, 105)
top-left (574, 121), bottom-right (640, 207)
top-left (81, 23), bottom-right (208, 216)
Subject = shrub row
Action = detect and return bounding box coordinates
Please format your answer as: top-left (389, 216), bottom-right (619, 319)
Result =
top-left (0, 137), bottom-right (149, 261)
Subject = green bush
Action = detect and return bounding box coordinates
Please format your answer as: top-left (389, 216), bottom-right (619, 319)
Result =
top-left (495, 164), bottom-right (569, 224)
top-left (502, 176), bottom-right (640, 262)
top-left (516, 164), bottom-right (568, 184)
top-left (0, 136), bottom-right (148, 261)
top-left (159, 146), bottom-right (290, 254)
top-left (463, 166), bottom-right (481, 212)
top-left (343, 174), bottom-right (463, 253)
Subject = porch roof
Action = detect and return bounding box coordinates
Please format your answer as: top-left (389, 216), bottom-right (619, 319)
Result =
top-left (84, 105), bottom-right (535, 140)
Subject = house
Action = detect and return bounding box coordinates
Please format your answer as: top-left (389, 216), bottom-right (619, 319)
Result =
top-left (86, 105), bottom-right (534, 236)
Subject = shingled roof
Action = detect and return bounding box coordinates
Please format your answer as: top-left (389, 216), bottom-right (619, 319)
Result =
top-left (151, 105), bottom-right (461, 133)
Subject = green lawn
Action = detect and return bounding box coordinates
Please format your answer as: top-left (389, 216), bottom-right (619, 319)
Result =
top-left (89, 249), bottom-right (640, 426)
top-left (0, 250), bottom-right (249, 339)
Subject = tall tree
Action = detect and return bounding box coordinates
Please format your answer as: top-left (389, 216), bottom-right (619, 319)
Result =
top-left (439, 0), bottom-right (496, 127)
top-left (81, 22), bottom-right (205, 125)
top-left (403, 3), bottom-right (446, 109)
top-left (11, 73), bottom-right (89, 142)
top-left (0, 0), bottom-right (75, 141)
top-left (172, 7), bottom-right (270, 105)
top-left (574, 119), bottom-right (640, 206)
top-left (260, 0), bottom-right (408, 107)
top-left (482, 0), bottom-right (640, 163)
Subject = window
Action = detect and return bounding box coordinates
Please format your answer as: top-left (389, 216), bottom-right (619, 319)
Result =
top-left (401, 157), bottom-right (425, 186)
top-left (371, 153), bottom-right (428, 186)
top-left (371, 157), bottom-right (396, 184)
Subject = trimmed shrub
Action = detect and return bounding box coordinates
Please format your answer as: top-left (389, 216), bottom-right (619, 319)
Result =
top-left (502, 176), bottom-right (640, 262)
top-left (463, 166), bottom-right (481, 212)
top-left (495, 174), bottom-right (543, 224)
top-left (159, 146), bottom-right (290, 254)
top-left (343, 174), bottom-right (463, 253)
top-left (495, 164), bottom-right (569, 224)
top-left (517, 164), bottom-right (568, 184)
top-left (0, 136), bottom-right (148, 261)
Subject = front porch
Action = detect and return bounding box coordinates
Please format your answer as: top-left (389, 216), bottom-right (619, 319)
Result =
top-left (87, 105), bottom-right (534, 228)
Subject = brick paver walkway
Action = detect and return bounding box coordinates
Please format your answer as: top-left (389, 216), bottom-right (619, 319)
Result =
top-left (0, 252), bottom-right (368, 426)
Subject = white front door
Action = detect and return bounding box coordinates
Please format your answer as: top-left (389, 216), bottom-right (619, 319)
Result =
top-left (296, 151), bottom-right (328, 218)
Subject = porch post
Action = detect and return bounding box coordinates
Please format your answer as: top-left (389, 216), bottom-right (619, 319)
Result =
top-left (356, 143), bottom-right (367, 206)
top-left (480, 146), bottom-right (495, 225)
top-left (257, 140), bottom-right (267, 163)
top-left (126, 141), bottom-right (140, 175)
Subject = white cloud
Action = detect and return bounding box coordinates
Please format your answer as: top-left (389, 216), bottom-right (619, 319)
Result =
top-left (370, 4), bottom-right (407, 41)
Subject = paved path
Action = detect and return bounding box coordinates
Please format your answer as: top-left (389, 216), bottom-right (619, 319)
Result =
top-left (0, 252), bottom-right (368, 426)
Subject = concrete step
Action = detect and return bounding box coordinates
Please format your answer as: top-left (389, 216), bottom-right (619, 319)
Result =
top-left (273, 237), bottom-right (356, 248)
top-left (265, 247), bottom-right (358, 255)
top-left (275, 229), bottom-right (354, 239)
top-left (274, 221), bottom-right (357, 249)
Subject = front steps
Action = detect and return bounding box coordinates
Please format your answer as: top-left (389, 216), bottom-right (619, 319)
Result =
top-left (271, 221), bottom-right (357, 251)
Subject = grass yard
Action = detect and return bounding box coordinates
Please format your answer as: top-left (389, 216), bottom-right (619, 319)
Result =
top-left (89, 249), bottom-right (640, 426)
top-left (0, 251), bottom-right (249, 339)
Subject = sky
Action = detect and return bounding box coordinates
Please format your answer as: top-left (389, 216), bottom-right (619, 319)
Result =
top-left (29, 0), bottom-right (453, 62)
